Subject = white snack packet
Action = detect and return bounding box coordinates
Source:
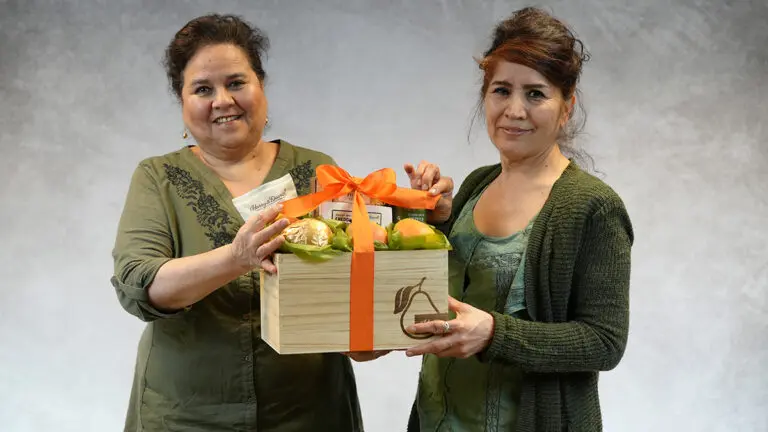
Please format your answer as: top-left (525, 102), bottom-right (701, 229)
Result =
top-left (232, 173), bottom-right (298, 221)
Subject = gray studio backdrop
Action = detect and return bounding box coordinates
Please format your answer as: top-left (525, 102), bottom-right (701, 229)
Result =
top-left (1, 0), bottom-right (766, 431)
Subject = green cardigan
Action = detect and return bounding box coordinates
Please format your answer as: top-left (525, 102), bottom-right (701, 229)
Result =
top-left (408, 161), bottom-right (634, 432)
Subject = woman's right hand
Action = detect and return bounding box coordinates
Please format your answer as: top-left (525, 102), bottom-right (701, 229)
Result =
top-left (404, 161), bottom-right (454, 224)
top-left (230, 205), bottom-right (290, 274)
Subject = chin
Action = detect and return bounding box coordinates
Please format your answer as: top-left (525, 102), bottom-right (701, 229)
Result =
top-left (213, 135), bottom-right (249, 150)
top-left (494, 140), bottom-right (538, 161)
top-left (494, 136), bottom-right (525, 151)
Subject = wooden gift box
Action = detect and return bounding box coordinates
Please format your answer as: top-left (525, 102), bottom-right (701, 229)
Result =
top-left (260, 249), bottom-right (449, 355)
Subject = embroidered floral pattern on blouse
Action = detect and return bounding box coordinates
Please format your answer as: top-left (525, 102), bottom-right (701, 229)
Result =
top-left (164, 164), bottom-right (236, 248)
top-left (288, 160), bottom-right (314, 195)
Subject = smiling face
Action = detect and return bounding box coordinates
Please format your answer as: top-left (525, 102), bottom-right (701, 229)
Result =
top-left (483, 61), bottom-right (572, 161)
top-left (181, 43), bottom-right (268, 156)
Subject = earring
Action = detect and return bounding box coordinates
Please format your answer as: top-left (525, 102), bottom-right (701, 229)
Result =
top-left (265, 117), bottom-right (270, 127)
top-left (182, 129), bottom-right (188, 139)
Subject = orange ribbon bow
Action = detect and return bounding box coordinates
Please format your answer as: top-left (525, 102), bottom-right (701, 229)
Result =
top-left (280, 165), bottom-right (440, 351)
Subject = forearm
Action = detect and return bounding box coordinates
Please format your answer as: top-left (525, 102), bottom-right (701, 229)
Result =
top-left (482, 312), bottom-right (627, 373)
top-left (148, 244), bottom-right (250, 311)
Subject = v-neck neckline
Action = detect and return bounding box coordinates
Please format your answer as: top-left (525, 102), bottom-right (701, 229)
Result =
top-left (180, 139), bottom-right (293, 224)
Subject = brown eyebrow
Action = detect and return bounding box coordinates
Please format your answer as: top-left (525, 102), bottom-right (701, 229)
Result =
top-left (190, 73), bottom-right (247, 87)
top-left (490, 80), bottom-right (549, 89)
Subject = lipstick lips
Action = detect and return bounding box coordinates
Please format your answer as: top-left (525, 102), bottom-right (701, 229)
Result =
top-left (500, 126), bottom-right (532, 136)
top-left (213, 114), bottom-right (243, 124)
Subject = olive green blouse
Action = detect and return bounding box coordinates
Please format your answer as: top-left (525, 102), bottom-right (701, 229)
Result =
top-left (111, 140), bottom-right (363, 432)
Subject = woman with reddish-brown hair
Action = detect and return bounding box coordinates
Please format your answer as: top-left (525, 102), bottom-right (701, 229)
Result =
top-left (400, 7), bottom-right (634, 431)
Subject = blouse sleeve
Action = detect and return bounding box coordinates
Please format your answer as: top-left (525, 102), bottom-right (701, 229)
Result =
top-left (110, 163), bottom-right (181, 322)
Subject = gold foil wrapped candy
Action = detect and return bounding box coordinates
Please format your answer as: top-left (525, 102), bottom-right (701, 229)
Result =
top-left (282, 219), bottom-right (333, 247)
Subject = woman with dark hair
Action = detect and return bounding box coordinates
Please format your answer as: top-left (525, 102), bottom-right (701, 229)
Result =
top-left (402, 7), bottom-right (634, 431)
top-left (110, 14), bottom-right (363, 431)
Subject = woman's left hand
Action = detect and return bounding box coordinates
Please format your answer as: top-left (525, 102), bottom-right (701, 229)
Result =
top-left (404, 161), bottom-right (453, 224)
top-left (405, 297), bottom-right (495, 359)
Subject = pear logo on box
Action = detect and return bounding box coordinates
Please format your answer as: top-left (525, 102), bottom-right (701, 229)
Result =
top-left (393, 277), bottom-right (450, 339)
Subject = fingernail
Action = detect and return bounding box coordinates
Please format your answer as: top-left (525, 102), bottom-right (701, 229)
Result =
top-left (429, 188), bottom-right (437, 195)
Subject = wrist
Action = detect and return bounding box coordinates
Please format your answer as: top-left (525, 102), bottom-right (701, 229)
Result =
top-left (223, 244), bottom-right (251, 275)
top-left (426, 210), bottom-right (449, 224)
top-left (476, 312), bottom-right (497, 362)
top-left (483, 312), bottom-right (496, 348)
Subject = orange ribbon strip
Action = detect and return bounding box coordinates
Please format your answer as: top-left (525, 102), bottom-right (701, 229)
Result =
top-left (280, 165), bottom-right (440, 351)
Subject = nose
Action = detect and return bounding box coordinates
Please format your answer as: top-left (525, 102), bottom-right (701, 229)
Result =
top-left (503, 92), bottom-right (527, 120)
top-left (212, 87), bottom-right (235, 110)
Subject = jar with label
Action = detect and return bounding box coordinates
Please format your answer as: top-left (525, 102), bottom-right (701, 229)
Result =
top-left (392, 207), bottom-right (427, 223)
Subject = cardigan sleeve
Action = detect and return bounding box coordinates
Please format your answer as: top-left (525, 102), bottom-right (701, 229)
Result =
top-left (110, 163), bottom-right (180, 322)
top-left (480, 200), bottom-right (633, 373)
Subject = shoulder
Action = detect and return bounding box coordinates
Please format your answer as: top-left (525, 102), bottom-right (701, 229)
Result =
top-left (274, 139), bottom-right (337, 194)
top-left (277, 139), bottom-right (336, 168)
top-left (556, 162), bottom-right (628, 214)
top-left (455, 163), bottom-right (501, 196)
top-left (464, 163), bottom-right (502, 186)
top-left (132, 148), bottom-right (191, 180)
top-left (436, 164), bottom-right (501, 233)
top-left (552, 162), bottom-right (634, 242)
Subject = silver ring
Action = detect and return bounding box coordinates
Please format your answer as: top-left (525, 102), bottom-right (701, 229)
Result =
top-left (442, 321), bottom-right (451, 334)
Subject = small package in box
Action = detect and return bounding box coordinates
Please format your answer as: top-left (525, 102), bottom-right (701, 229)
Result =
top-left (260, 165), bottom-right (451, 355)
top-left (393, 206), bottom-right (427, 223)
top-left (316, 201), bottom-right (392, 227)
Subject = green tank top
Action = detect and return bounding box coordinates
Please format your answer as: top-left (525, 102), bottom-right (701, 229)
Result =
top-left (417, 186), bottom-right (535, 431)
